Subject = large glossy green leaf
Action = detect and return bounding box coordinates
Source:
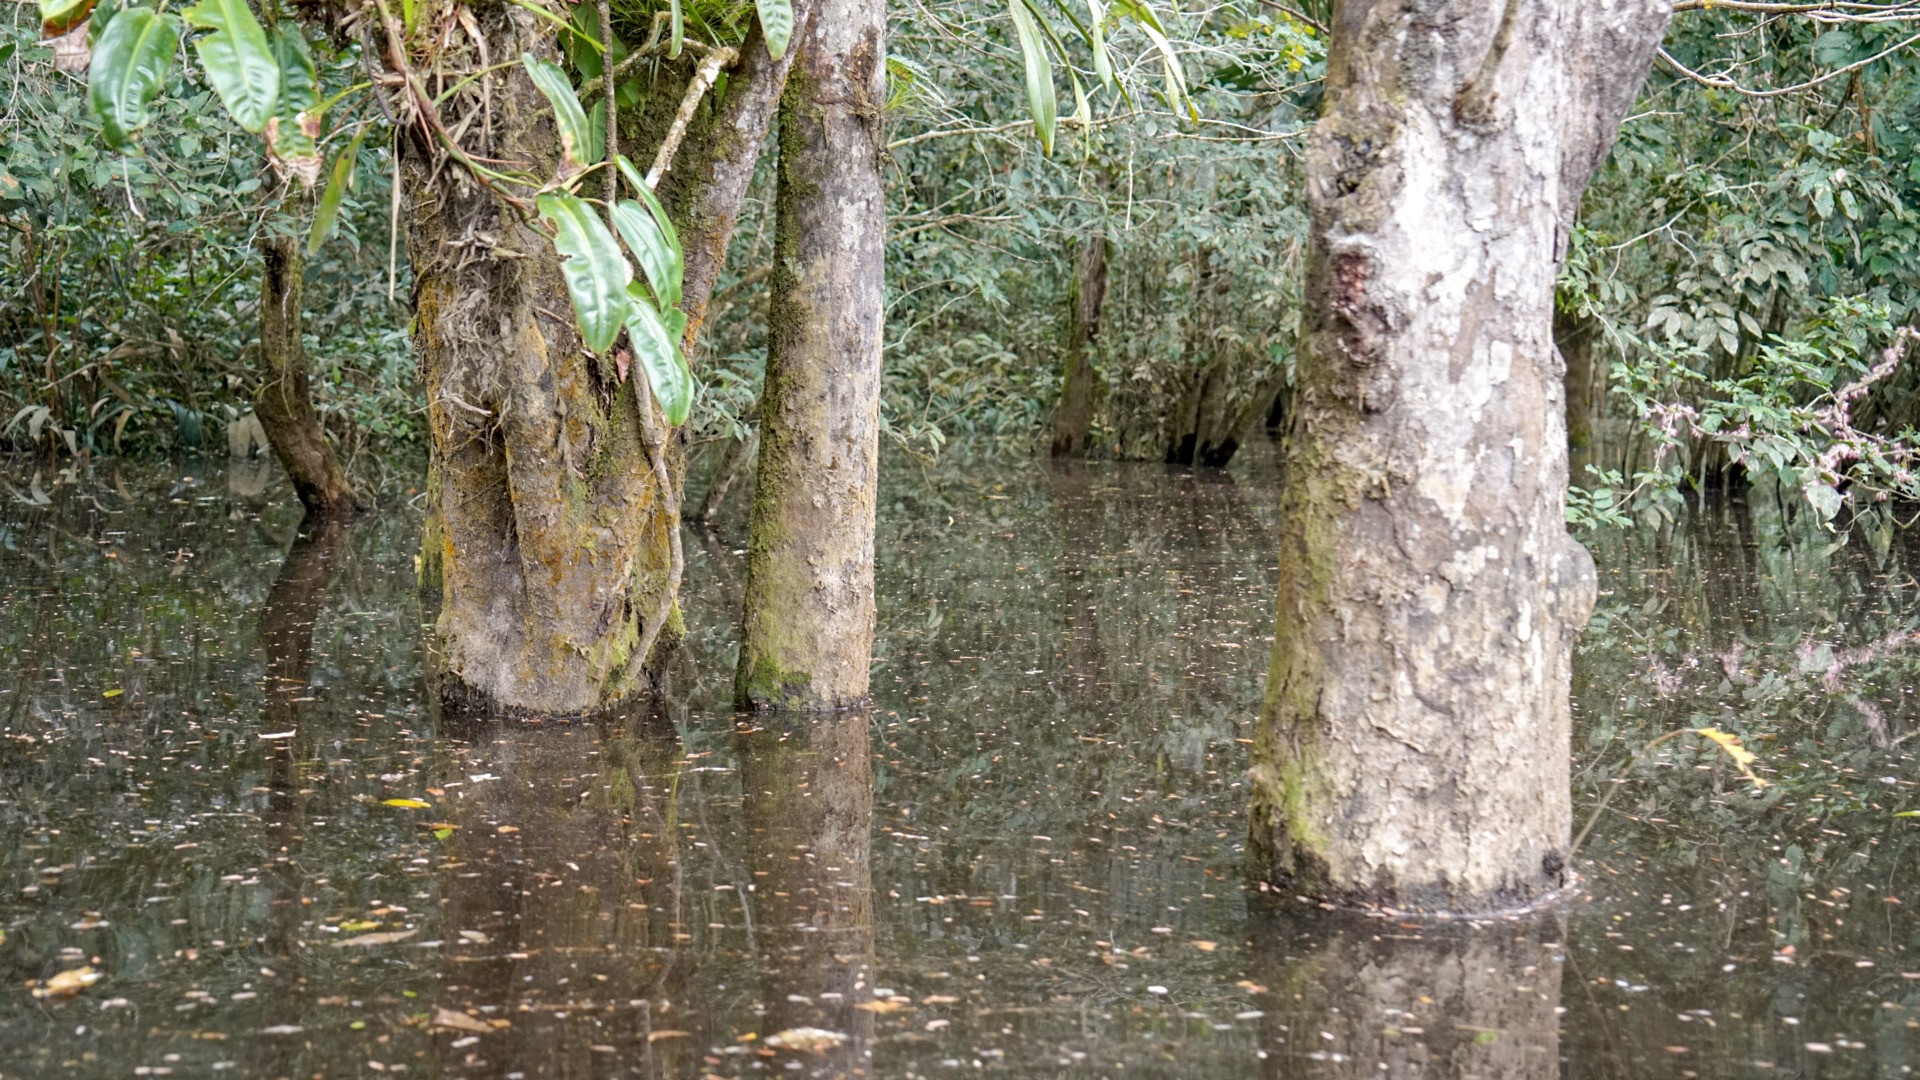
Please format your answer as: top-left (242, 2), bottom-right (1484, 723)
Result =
top-left (307, 125), bottom-right (367, 255)
top-left (755, 0), bottom-right (792, 60)
top-left (522, 52), bottom-right (594, 169)
top-left (624, 286), bottom-right (693, 425)
top-left (40, 0), bottom-right (96, 35)
top-left (539, 192), bottom-right (632, 354)
top-left (267, 27), bottom-right (322, 185)
top-left (614, 155), bottom-right (684, 303)
top-left (1008, 0), bottom-right (1055, 154)
top-left (185, 0), bottom-right (279, 134)
top-left (87, 7), bottom-right (180, 150)
top-left (611, 201), bottom-right (682, 311)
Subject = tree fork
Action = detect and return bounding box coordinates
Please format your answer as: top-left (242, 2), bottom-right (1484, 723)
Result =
top-left (255, 231), bottom-right (361, 517)
top-left (1247, 0), bottom-right (1671, 912)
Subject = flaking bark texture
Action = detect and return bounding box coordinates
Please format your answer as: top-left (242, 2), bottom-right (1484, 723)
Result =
top-left (1248, 0), bottom-right (1669, 911)
top-left (409, 8), bottom-right (677, 715)
top-left (734, 0), bottom-right (886, 710)
top-left (1051, 235), bottom-right (1108, 458)
top-left (255, 233), bottom-right (360, 517)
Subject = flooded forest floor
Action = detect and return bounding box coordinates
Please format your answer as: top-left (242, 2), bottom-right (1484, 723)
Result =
top-left (3, 443), bottom-right (1920, 1078)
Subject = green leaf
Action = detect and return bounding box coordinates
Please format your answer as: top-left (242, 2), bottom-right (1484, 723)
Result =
top-left (307, 125), bottom-right (367, 255)
top-left (755, 0), bottom-right (793, 59)
top-left (1008, 0), bottom-right (1056, 154)
top-left (612, 201), bottom-right (683, 312)
top-left (266, 26), bottom-right (322, 185)
top-left (539, 192), bottom-right (632, 354)
top-left (584, 99), bottom-right (606, 166)
top-left (615, 154), bottom-right (685, 265)
top-left (523, 52), bottom-right (593, 168)
top-left (41, 0), bottom-right (96, 35)
top-left (669, 0), bottom-right (683, 57)
top-left (87, 7), bottom-right (180, 150)
top-left (624, 286), bottom-right (694, 425)
top-left (1086, 0), bottom-right (1113, 89)
top-left (185, 0), bottom-right (280, 134)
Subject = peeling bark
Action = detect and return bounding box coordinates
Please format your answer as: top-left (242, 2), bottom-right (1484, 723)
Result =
top-left (735, 0), bottom-right (886, 710)
top-left (1051, 235), bottom-right (1108, 458)
top-left (255, 233), bottom-right (360, 517)
top-left (1248, 0), bottom-right (1670, 911)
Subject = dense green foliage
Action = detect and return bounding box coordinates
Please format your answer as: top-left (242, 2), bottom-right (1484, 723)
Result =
top-left (4, 0), bottom-right (1917, 517)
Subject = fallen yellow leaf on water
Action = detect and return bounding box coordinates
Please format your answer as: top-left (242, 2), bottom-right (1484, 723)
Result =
top-left (1693, 727), bottom-right (1768, 790)
top-left (382, 798), bottom-right (432, 809)
top-left (1190, 940), bottom-right (1218, 952)
top-left (431, 1007), bottom-right (491, 1034)
top-left (332, 930), bottom-right (417, 948)
top-left (921, 995), bottom-right (959, 1005)
top-left (32, 967), bottom-right (101, 999)
top-left (102, 689), bottom-right (124, 699)
top-left (853, 999), bottom-right (909, 1014)
top-left (646, 1030), bottom-right (691, 1042)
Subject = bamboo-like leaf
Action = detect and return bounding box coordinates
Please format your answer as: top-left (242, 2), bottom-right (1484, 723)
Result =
top-left (612, 201), bottom-right (683, 311)
top-left (87, 6), bottom-right (179, 149)
top-left (668, 0), bottom-right (683, 57)
top-left (1116, 0), bottom-right (1190, 118)
top-left (539, 192), bottom-right (633, 354)
top-left (307, 125), bottom-right (367, 255)
top-left (523, 52), bottom-right (594, 169)
top-left (266, 26), bottom-right (322, 186)
top-left (185, 0), bottom-right (279, 134)
top-left (755, 0), bottom-right (793, 60)
top-left (1008, 0), bottom-right (1056, 154)
top-left (624, 286), bottom-right (693, 425)
top-left (1085, 0), bottom-right (1112, 88)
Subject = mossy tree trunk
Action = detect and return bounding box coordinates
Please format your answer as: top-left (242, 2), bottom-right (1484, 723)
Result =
top-left (735, 0), bottom-right (886, 710)
top-left (1051, 234), bottom-right (1108, 457)
top-left (1247, 0), bottom-right (1669, 911)
top-left (410, 6), bottom-right (802, 715)
top-left (1555, 306), bottom-right (1600, 483)
top-left (256, 231), bottom-right (360, 517)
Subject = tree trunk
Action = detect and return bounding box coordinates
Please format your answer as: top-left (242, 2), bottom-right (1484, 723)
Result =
top-left (1247, 0), bottom-right (1669, 911)
top-left (738, 711), bottom-right (875, 1075)
top-left (1555, 306), bottom-right (1599, 483)
top-left (1051, 235), bottom-right (1108, 457)
top-left (409, 7), bottom-right (801, 715)
top-left (735, 0), bottom-right (886, 710)
top-left (255, 233), bottom-right (360, 517)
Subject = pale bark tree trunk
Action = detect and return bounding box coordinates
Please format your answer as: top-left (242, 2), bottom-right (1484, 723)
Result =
top-left (735, 0), bottom-right (886, 710)
top-left (256, 232), bottom-right (360, 517)
top-left (1051, 235), bottom-right (1108, 457)
top-left (408, 6), bottom-right (804, 714)
top-left (1248, 0), bottom-right (1670, 911)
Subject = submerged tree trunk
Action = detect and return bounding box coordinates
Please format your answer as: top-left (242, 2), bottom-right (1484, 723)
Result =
top-left (1051, 235), bottom-right (1109, 457)
top-left (410, 6), bottom-right (802, 714)
top-left (735, 0), bottom-right (886, 710)
top-left (256, 233), bottom-right (360, 516)
top-left (1247, 0), bottom-right (1669, 911)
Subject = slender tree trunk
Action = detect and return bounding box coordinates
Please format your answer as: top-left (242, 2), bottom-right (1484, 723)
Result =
top-left (735, 0), bottom-right (886, 710)
top-left (1051, 235), bottom-right (1108, 457)
top-left (692, 426), bottom-right (758, 525)
top-left (1555, 306), bottom-right (1599, 483)
top-left (1247, 0), bottom-right (1670, 911)
top-left (409, 6), bottom-right (802, 714)
top-left (256, 232), bottom-right (360, 517)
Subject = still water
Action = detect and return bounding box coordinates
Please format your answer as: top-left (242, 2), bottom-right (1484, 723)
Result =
top-left (1, 446), bottom-right (1918, 1078)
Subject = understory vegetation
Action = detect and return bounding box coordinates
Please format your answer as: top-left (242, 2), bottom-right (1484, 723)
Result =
top-left (3, 0), bottom-right (1917, 522)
